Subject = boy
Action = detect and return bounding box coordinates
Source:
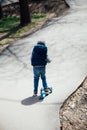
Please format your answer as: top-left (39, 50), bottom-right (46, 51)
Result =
top-left (31, 41), bottom-right (51, 96)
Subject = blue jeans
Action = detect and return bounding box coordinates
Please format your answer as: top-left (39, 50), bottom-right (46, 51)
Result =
top-left (33, 66), bottom-right (48, 93)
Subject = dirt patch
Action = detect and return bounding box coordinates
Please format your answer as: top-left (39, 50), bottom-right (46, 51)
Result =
top-left (60, 77), bottom-right (87, 130)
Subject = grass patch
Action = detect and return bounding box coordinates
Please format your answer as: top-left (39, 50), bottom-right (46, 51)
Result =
top-left (13, 22), bottom-right (36, 37)
top-left (31, 13), bottom-right (46, 19)
top-left (0, 41), bottom-right (11, 46)
top-left (0, 42), bottom-right (3, 46)
top-left (0, 13), bottom-right (47, 48)
top-left (0, 14), bottom-right (46, 31)
top-left (0, 13), bottom-right (46, 35)
top-left (0, 16), bottom-right (20, 33)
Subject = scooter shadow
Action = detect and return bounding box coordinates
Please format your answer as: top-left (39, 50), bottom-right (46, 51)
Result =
top-left (21, 96), bottom-right (42, 106)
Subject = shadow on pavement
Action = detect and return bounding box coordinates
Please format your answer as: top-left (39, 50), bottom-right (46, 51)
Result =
top-left (21, 96), bottom-right (42, 106)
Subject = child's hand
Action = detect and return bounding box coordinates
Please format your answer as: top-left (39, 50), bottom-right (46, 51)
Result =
top-left (46, 57), bottom-right (51, 63)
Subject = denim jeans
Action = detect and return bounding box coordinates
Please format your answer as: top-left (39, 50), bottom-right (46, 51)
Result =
top-left (33, 66), bottom-right (48, 93)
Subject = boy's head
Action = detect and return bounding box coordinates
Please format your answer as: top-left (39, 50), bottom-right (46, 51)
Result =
top-left (37, 41), bottom-right (45, 46)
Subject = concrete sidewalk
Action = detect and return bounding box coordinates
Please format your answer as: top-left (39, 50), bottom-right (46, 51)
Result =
top-left (1, 0), bottom-right (18, 6)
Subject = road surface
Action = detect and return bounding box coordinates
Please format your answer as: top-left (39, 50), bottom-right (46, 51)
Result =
top-left (1, 0), bottom-right (18, 6)
top-left (0, 0), bottom-right (87, 130)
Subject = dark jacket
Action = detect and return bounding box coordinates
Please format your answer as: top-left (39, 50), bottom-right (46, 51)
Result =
top-left (31, 44), bottom-right (47, 66)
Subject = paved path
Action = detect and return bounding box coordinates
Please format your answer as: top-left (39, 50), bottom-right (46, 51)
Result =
top-left (0, 0), bottom-right (87, 130)
top-left (1, 0), bottom-right (18, 6)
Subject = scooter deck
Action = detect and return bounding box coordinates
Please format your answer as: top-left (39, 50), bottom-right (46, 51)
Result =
top-left (39, 87), bottom-right (53, 100)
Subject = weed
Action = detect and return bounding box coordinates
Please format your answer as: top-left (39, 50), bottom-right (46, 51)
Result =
top-left (31, 14), bottom-right (46, 19)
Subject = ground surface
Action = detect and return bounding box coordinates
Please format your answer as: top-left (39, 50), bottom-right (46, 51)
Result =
top-left (0, 0), bottom-right (87, 130)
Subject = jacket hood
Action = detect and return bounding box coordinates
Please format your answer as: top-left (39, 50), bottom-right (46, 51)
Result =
top-left (34, 44), bottom-right (47, 55)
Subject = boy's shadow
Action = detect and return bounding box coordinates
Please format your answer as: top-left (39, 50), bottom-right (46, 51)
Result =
top-left (21, 96), bottom-right (42, 106)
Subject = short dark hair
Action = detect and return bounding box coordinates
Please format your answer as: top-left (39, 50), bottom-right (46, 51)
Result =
top-left (37, 41), bottom-right (45, 46)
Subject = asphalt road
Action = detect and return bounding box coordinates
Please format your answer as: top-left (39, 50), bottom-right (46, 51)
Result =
top-left (0, 0), bottom-right (87, 130)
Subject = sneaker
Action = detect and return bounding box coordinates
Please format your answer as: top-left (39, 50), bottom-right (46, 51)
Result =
top-left (44, 88), bottom-right (50, 94)
top-left (33, 91), bottom-right (37, 97)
